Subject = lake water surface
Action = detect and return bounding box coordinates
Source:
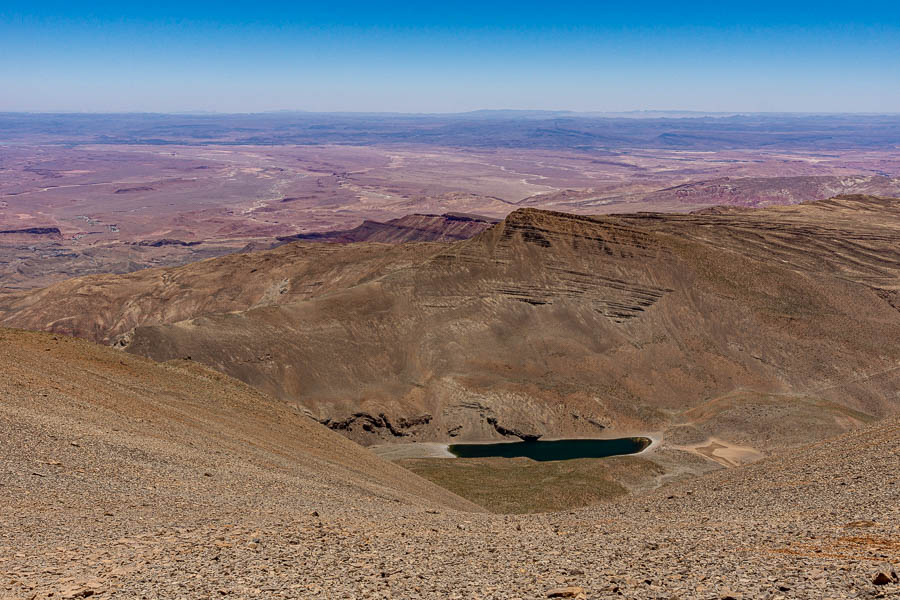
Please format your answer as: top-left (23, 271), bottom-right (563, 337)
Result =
top-left (448, 437), bottom-right (651, 461)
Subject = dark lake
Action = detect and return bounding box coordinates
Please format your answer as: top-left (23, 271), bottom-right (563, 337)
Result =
top-left (448, 437), bottom-right (652, 461)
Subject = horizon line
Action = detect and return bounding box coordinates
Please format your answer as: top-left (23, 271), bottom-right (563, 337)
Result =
top-left (3, 109), bottom-right (900, 118)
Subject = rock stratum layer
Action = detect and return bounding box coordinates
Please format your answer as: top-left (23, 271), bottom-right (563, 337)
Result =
top-left (276, 212), bottom-right (499, 244)
top-left (2, 195), bottom-right (899, 448)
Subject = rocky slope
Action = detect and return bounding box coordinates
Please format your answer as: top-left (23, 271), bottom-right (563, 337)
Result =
top-left (1, 328), bottom-right (898, 599)
top-left (0, 329), bottom-right (478, 510)
top-left (2, 196), bottom-right (899, 454)
top-left (0, 242), bottom-right (438, 344)
top-left (276, 212), bottom-right (498, 244)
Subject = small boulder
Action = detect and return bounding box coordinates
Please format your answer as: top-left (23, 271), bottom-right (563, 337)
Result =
top-left (873, 563), bottom-right (898, 585)
top-left (546, 586), bottom-right (586, 598)
top-left (59, 586), bottom-right (96, 599)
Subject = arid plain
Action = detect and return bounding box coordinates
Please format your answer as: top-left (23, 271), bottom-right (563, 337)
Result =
top-left (4, 114), bottom-right (900, 291)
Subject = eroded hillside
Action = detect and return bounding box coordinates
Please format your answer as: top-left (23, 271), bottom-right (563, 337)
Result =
top-left (0, 328), bottom-right (478, 513)
top-left (1, 328), bottom-right (898, 598)
top-left (3, 196), bottom-right (899, 453)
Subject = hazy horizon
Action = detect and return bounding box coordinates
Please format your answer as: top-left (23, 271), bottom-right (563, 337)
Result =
top-left (3, 109), bottom-right (900, 117)
top-left (2, 1), bottom-right (899, 114)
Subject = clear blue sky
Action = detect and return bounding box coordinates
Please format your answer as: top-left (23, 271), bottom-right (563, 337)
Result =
top-left (1, 1), bottom-right (899, 113)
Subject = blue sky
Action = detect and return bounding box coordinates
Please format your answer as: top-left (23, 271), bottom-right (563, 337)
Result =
top-left (1, 1), bottom-right (899, 113)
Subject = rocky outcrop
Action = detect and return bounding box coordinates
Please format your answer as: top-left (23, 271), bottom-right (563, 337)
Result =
top-left (486, 417), bottom-right (542, 442)
top-left (135, 239), bottom-right (202, 247)
top-left (0, 226), bottom-right (63, 242)
top-left (276, 213), bottom-right (498, 244)
top-left (114, 185), bottom-right (155, 194)
top-left (320, 412), bottom-right (433, 438)
top-left (0, 226), bottom-right (62, 236)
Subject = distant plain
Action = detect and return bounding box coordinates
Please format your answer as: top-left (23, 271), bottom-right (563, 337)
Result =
top-left (3, 112), bottom-right (900, 290)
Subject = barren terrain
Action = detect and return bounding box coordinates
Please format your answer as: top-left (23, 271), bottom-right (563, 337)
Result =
top-left (4, 196), bottom-right (899, 506)
top-left (3, 114), bottom-right (900, 598)
top-left (1, 329), bottom-right (897, 599)
top-left (4, 113), bottom-right (900, 291)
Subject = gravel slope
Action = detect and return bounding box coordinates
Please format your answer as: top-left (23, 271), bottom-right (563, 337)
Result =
top-left (2, 329), bottom-right (898, 599)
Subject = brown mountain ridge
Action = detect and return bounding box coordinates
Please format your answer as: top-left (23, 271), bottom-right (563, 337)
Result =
top-left (276, 212), bottom-right (499, 244)
top-left (2, 195), bottom-right (899, 455)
